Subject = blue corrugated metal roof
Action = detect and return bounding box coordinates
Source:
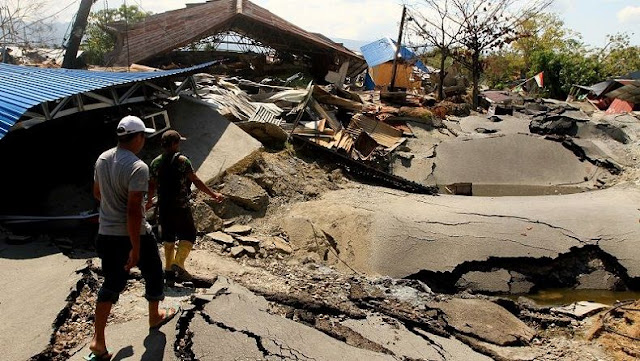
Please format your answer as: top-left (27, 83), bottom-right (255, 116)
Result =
top-left (360, 38), bottom-right (423, 68)
top-left (0, 61), bottom-right (217, 139)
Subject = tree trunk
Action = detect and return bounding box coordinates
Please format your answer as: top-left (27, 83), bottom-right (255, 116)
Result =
top-left (471, 52), bottom-right (480, 109)
top-left (438, 53), bottom-right (447, 101)
top-left (62, 0), bottom-right (95, 69)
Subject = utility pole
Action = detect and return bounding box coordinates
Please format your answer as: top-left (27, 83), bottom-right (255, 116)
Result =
top-left (389, 5), bottom-right (407, 91)
top-left (62, 0), bottom-right (96, 69)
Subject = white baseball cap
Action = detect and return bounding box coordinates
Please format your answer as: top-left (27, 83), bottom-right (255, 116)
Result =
top-left (116, 115), bottom-right (155, 136)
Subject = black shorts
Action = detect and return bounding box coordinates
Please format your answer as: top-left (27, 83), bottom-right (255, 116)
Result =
top-left (95, 233), bottom-right (164, 304)
top-left (158, 206), bottom-right (197, 243)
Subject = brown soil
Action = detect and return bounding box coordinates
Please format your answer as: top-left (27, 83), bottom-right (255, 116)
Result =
top-left (589, 300), bottom-right (640, 360)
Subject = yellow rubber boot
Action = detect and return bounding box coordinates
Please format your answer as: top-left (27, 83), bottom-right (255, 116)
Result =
top-left (172, 241), bottom-right (193, 281)
top-left (163, 242), bottom-right (175, 272)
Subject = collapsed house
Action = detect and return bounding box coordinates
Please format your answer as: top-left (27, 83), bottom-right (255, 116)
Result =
top-left (567, 71), bottom-right (640, 114)
top-left (359, 37), bottom-right (431, 91)
top-left (105, 0), bottom-right (366, 84)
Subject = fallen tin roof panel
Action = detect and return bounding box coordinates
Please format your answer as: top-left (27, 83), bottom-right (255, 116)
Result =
top-left (606, 98), bottom-right (635, 114)
top-left (606, 80), bottom-right (640, 104)
top-left (360, 38), bottom-right (430, 73)
top-left (0, 61), bottom-right (217, 139)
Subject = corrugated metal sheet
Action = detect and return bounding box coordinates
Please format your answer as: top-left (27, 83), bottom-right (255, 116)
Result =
top-left (349, 114), bottom-right (405, 149)
top-left (606, 98), bottom-right (635, 114)
top-left (361, 38), bottom-right (411, 68)
top-left (606, 80), bottom-right (640, 104)
top-left (360, 38), bottom-right (430, 73)
top-left (249, 105), bottom-right (281, 125)
top-left (0, 61), bottom-right (217, 138)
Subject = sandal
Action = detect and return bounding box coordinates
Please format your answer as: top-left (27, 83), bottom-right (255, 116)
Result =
top-left (83, 349), bottom-right (112, 361)
top-left (150, 305), bottom-right (181, 329)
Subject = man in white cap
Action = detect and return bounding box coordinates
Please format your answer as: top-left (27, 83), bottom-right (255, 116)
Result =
top-left (89, 116), bottom-right (177, 361)
top-left (148, 130), bottom-right (224, 282)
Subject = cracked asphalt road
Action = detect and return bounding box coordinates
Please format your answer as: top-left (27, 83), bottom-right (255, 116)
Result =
top-left (280, 185), bottom-right (640, 278)
top-left (0, 239), bottom-right (85, 361)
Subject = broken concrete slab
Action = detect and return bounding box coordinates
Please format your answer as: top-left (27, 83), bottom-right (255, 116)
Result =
top-left (224, 224), bottom-right (252, 235)
top-left (220, 174), bottom-right (269, 212)
top-left (167, 97), bottom-right (262, 183)
top-left (455, 269), bottom-right (511, 293)
top-left (199, 278), bottom-right (395, 361)
top-left (230, 246), bottom-right (245, 258)
top-left (260, 236), bottom-right (293, 254)
top-left (191, 201), bottom-right (224, 233)
top-left (575, 270), bottom-right (622, 290)
top-left (242, 245), bottom-right (257, 256)
top-left (433, 134), bottom-right (597, 190)
top-left (341, 315), bottom-right (493, 361)
top-left (236, 236), bottom-right (261, 246)
top-left (429, 298), bottom-right (536, 346)
top-left (0, 240), bottom-right (86, 361)
top-left (203, 231), bottom-right (235, 246)
top-left (509, 272), bottom-right (536, 294)
top-left (552, 301), bottom-right (609, 319)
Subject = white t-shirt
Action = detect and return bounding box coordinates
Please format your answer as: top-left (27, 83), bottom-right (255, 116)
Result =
top-left (94, 147), bottom-right (151, 236)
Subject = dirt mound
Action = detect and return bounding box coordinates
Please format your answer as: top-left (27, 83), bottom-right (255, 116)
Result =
top-left (196, 150), bottom-right (349, 221)
top-left (589, 300), bottom-right (640, 360)
top-left (235, 151), bottom-right (347, 207)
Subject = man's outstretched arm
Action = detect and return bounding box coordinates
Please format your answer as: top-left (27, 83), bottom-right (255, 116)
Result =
top-left (188, 172), bottom-right (224, 203)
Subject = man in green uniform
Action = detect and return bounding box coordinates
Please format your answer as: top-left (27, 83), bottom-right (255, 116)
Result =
top-left (148, 130), bottom-right (223, 281)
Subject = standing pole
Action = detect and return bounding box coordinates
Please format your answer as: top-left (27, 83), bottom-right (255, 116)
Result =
top-left (62, 0), bottom-right (96, 69)
top-left (390, 5), bottom-right (407, 91)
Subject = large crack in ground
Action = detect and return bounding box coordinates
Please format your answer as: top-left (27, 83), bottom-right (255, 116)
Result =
top-left (29, 263), bottom-right (99, 361)
top-left (199, 311), bottom-right (317, 361)
top-left (407, 245), bottom-right (638, 294)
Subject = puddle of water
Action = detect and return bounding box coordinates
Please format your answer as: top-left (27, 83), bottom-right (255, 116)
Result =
top-left (508, 288), bottom-right (640, 306)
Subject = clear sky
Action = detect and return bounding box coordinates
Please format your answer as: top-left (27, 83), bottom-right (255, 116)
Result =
top-left (33, 0), bottom-right (640, 47)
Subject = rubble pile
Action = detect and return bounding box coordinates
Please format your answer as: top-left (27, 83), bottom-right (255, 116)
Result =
top-left (589, 299), bottom-right (640, 360)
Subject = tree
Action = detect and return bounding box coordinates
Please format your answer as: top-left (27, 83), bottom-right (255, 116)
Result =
top-left (83, 4), bottom-right (149, 65)
top-left (600, 32), bottom-right (640, 78)
top-left (450, 0), bottom-right (552, 107)
top-left (483, 50), bottom-right (522, 89)
top-left (408, 0), bottom-right (464, 100)
top-left (1, 0), bottom-right (53, 49)
top-left (483, 12), bottom-right (575, 89)
top-left (512, 12), bottom-right (577, 75)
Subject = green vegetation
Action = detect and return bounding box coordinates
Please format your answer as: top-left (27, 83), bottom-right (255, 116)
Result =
top-left (481, 13), bottom-right (640, 99)
top-left (82, 5), bottom-right (149, 65)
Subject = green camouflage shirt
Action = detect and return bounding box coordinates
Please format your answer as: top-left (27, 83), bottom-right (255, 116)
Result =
top-left (150, 152), bottom-right (194, 209)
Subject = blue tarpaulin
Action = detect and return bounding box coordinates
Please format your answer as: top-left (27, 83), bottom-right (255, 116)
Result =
top-left (360, 38), bottom-right (430, 73)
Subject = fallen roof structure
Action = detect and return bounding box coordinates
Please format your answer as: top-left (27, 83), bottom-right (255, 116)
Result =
top-left (0, 61), bottom-right (216, 139)
top-left (107, 0), bottom-right (366, 77)
top-left (606, 80), bottom-right (640, 105)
